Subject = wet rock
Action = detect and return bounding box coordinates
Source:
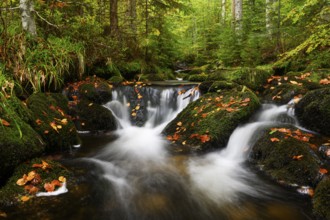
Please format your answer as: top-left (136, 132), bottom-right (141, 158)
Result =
top-left (78, 80), bottom-right (112, 105)
top-left (313, 177), bottom-right (330, 220)
top-left (163, 87), bottom-right (260, 153)
top-left (249, 127), bottom-right (321, 187)
top-left (208, 80), bottom-right (240, 93)
top-left (319, 145), bottom-right (330, 160)
top-left (27, 93), bottom-right (80, 153)
top-left (0, 158), bottom-right (71, 207)
top-left (73, 100), bottom-right (117, 132)
top-left (262, 83), bottom-right (306, 105)
top-left (0, 97), bottom-right (45, 184)
top-left (295, 88), bottom-right (330, 136)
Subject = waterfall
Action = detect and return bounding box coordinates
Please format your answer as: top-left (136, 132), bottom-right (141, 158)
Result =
top-left (76, 87), bottom-right (311, 219)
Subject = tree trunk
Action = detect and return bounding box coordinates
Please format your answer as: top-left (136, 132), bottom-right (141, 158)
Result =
top-left (19, 0), bottom-right (37, 36)
top-left (128, 0), bottom-right (137, 34)
top-left (232, 0), bottom-right (242, 31)
top-left (110, 0), bottom-right (119, 36)
top-left (145, 0), bottom-right (149, 63)
top-left (266, 0), bottom-right (273, 36)
top-left (221, 0), bottom-right (226, 23)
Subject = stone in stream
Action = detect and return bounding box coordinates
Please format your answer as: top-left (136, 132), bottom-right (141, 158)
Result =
top-left (313, 177), bottom-right (330, 220)
top-left (163, 84), bottom-right (260, 153)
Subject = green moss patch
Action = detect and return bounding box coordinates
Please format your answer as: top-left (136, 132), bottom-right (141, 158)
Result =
top-left (74, 100), bottom-right (117, 132)
top-left (163, 87), bottom-right (260, 152)
top-left (295, 88), bottom-right (330, 136)
top-left (313, 177), bottom-right (330, 220)
top-left (27, 93), bottom-right (80, 153)
top-left (249, 127), bottom-right (321, 187)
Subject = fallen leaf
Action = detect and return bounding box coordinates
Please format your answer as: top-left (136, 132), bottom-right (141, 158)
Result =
top-left (199, 134), bottom-right (210, 143)
top-left (0, 118), bottom-right (10, 127)
top-left (131, 112), bottom-right (137, 117)
top-left (16, 174), bottom-right (28, 186)
top-left (51, 179), bottom-right (62, 187)
top-left (319, 168), bottom-right (328, 174)
top-left (24, 185), bottom-right (39, 194)
top-left (61, 118), bottom-right (68, 125)
top-left (270, 138), bottom-right (280, 142)
top-left (44, 130), bottom-right (49, 134)
top-left (177, 121), bottom-right (182, 127)
top-left (36, 119), bottom-right (42, 125)
top-left (32, 160), bottom-right (51, 170)
top-left (201, 113), bottom-right (208, 118)
top-left (59, 176), bottom-right (66, 183)
top-left (88, 103), bottom-right (93, 107)
top-left (308, 188), bottom-right (314, 197)
top-left (225, 107), bottom-right (236, 113)
top-left (290, 80), bottom-right (298, 85)
top-left (242, 98), bottom-right (250, 103)
top-left (44, 182), bottom-right (55, 192)
top-left (135, 105), bottom-right (140, 110)
top-left (21, 196), bottom-right (30, 202)
top-left (182, 141), bottom-right (186, 145)
top-left (50, 121), bottom-right (59, 133)
top-left (0, 211), bottom-right (7, 218)
top-left (292, 155), bottom-right (304, 160)
top-left (27, 171), bottom-right (36, 181)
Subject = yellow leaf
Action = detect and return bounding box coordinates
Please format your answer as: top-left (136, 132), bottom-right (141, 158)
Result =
top-left (131, 112), bottom-right (137, 117)
top-left (16, 174), bottom-right (28, 186)
top-left (135, 105), bottom-right (140, 110)
top-left (88, 103), bottom-right (93, 106)
top-left (177, 121), bottom-right (182, 127)
top-left (27, 171), bottom-right (36, 181)
top-left (61, 118), bottom-right (68, 125)
top-left (21, 196), bottom-right (30, 202)
top-left (59, 176), bottom-right (66, 183)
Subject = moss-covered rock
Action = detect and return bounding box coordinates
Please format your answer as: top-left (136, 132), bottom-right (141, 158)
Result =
top-left (208, 80), bottom-right (240, 93)
top-left (163, 87), bottom-right (260, 152)
top-left (249, 127), bottom-right (321, 187)
top-left (73, 100), bottom-right (117, 132)
top-left (0, 158), bottom-right (71, 207)
top-left (109, 75), bottom-right (124, 84)
top-left (188, 73), bottom-right (209, 82)
top-left (313, 177), bottom-right (330, 220)
top-left (27, 93), bottom-right (80, 153)
top-left (0, 97), bottom-right (45, 184)
top-left (295, 88), bottom-right (330, 136)
top-left (78, 79), bottom-right (112, 105)
top-left (263, 83), bottom-right (307, 104)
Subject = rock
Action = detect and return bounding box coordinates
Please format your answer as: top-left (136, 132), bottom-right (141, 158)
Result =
top-left (249, 127), bottom-right (321, 187)
top-left (295, 88), bottom-right (330, 136)
top-left (188, 73), bottom-right (209, 82)
top-left (0, 97), bottom-right (45, 184)
top-left (263, 83), bottom-right (306, 105)
top-left (208, 80), bottom-right (240, 93)
top-left (73, 100), bottom-right (117, 132)
top-left (163, 87), bottom-right (260, 152)
top-left (0, 158), bottom-right (71, 207)
top-left (313, 177), bottom-right (330, 220)
top-left (318, 145), bottom-right (330, 160)
top-left (78, 79), bottom-right (112, 105)
top-left (27, 93), bottom-right (80, 153)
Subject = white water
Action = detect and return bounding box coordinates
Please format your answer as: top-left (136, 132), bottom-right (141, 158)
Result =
top-left (86, 86), bottom-right (299, 208)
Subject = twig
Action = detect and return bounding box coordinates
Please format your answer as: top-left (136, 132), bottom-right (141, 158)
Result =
top-left (0, 6), bottom-right (20, 11)
top-left (33, 10), bottom-right (59, 28)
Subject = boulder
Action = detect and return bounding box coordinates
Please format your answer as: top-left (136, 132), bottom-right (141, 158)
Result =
top-left (73, 100), bottom-right (117, 132)
top-left (295, 88), bottom-right (330, 136)
top-left (27, 93), bottom-right (80, 152)
top-left (313, 177), bottom-right (330, 220)
top-left (0, 97), bottom-right (45, 184)
top-left (249, 127), bottom-right (321, 187)
top-left (163, 87), bottom-right (260, 152)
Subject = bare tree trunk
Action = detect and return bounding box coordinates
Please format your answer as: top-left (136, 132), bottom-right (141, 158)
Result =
top-left (234, 0), bottom-right (242, 31)
top-left (266, 0), bottom-right (273, 36)
top-left (221, 0), bottom-right (226, 23)
top-left (110, 0), bottom-right (119, 36)
top-left (128, 0), bottom-right (137, 34)
top-left (145, 0), bottom-right (149, 63)
top-left (20, 0), bottom-right (37, 36)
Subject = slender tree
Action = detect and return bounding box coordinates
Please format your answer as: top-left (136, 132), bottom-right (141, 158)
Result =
top-left (232, 0), bottom-right (242, 31)
top-left (110, 0), bottom-right (119, 36)
top-left (20, 0), bottom-right (37, 36)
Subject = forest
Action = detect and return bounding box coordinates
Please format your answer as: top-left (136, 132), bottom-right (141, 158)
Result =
top-left (0, 0), bottom-right (330, 219)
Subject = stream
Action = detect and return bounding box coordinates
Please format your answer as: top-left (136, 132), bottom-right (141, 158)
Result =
top-left (6, 85), bottom-right (314, 219)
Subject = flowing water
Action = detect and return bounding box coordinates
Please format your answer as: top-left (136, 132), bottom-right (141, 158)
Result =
top-left (5, 85), bottom-right (314, 219)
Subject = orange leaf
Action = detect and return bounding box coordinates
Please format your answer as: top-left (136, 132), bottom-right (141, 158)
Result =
top-left (225, 107), bottom-right (236, 113)
top-left (0, 118), bottom-right (10, 127)
top-left (242, 98), bottom-right (250, 103)
top-left (292, 155), bottom-right (304, 160)
top-left (199, 134), bottom-right (210, 143)
top-left (24, 185), bottom-right (39, 194)
top-left (51, 179), bottom-right (62, 187)
top-left (21, 196), bottom-right (30, 202)
top-left (36, 119), bottom-right (42, 125)
top-left (44, 130), bottom-right (49, 134)
top-left (32, 160), bottom-right (51, 170)
top-left (201, 113), bottom-right (208, 118)
top-left (16, 174), bottom-right (28, 186)
top-left (319, 168), bottom-right (328, 174)
top-left (27, 171), bottom-right (36, 181)
top-left (44, 182), bottom-right (55, 192)
top-left (270, 138), bottom-right (280, 142)
top-left (50, 121), bottom-right (59, 133)
top-left (190, 134), bottom-right (199, 139)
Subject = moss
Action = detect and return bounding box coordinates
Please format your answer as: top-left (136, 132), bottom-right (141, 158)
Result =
top-left (263, 83), bottom-right (307, 104)
top-left (0, 96), bottom-right (45, 184)
top-left (163, 87), bottom-right (260, 152)
top-left (78, 80), bottom-right (112, 105)
top-left (0, 158), bottom-right (71, 207)
top-left (109, 75), bottom-right (124, 84)
top-left (228, 67), bottom-right (274, 91)
top-left (188, 73), bottom-right (209, 82)
top-left (313, 177), bottom-right (330, 220)
top-left (74, 100), bottom-right (117, 132)
top-left (250, 127), bottom-right (321, 186)
top-left (140, 73), bottom-right (166, 81)
top-left (27, 93), bottom-right (80, 153)
top-left (208, 81), bottom-right (241, 93)
top-left (295, 88), bottom-right (330, 136)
